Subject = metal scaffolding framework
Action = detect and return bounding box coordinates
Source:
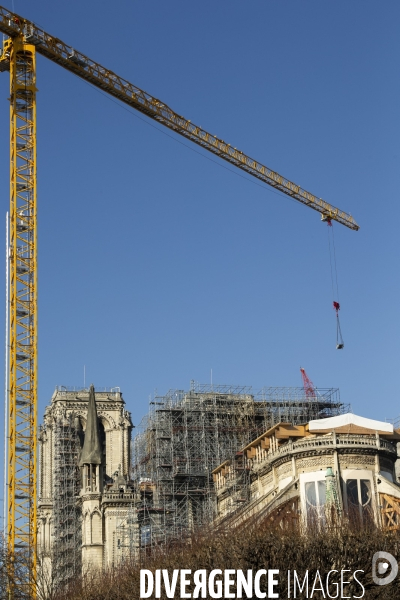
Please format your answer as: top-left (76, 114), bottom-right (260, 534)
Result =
top-left (52, 414), bottom-right (82, 587)
top-left (125, 382), bottom-right (347, 554)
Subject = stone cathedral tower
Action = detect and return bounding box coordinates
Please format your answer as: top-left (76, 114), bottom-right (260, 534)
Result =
top-left (38, 385), bottom-right (133, 581)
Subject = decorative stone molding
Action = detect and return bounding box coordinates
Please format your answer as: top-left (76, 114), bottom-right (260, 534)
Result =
top-left (97, 412), bottom-right (117, 429)
top-left (297, 456), bottom-right (326, 471)
top-left (260, 473), bottom-right (273, 489)
top-left (277, 462), bottom-right (292, 477)
top-left (339, 454), bottom-right (375, 467)
top-left (81, 493), bottom-right (102, 503)
top-left (104, 510), bottom-right (130, 517)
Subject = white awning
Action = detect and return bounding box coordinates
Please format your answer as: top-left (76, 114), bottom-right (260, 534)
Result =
top-left (309, 412), bottom-right (393, 433)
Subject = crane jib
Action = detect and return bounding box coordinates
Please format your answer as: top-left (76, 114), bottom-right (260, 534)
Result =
top-left (0, 4), bottom-right (359, 231)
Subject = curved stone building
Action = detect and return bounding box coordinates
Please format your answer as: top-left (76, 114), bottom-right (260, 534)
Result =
top-left (213, 413), bottom-right (400, 530)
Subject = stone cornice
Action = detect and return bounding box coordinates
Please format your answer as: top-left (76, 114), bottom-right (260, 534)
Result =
top-left (81, 493), bottom-right (102, 502)
top-left (102, 498), bottom-right (136, 508)
top-left (250, 434), bottom-right (396, 476)
top-left (249, 444), bottom-right (394, 480)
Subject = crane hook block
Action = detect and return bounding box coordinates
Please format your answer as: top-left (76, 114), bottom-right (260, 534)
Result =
top-left (333, 302), bottom-right (344, 349)
top-left (321, 214), bottom-right (333, 226)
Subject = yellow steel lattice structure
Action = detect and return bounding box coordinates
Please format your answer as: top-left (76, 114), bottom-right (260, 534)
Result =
top-left (2, 34), bottom-right (37, 597)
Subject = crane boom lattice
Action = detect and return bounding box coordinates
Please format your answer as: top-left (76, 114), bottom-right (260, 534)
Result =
top-left (0, 5), bottom-right (359, 230)
top-left (300, 367), bottom-right (316, 401)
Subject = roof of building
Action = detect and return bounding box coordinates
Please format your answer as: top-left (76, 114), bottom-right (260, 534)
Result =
top-left (79, 384), bottom-right (102, 465)
top-left (309, 413), bottom-right (394, 435)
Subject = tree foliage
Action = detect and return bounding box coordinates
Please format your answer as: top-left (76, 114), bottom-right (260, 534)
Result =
top-left (53, 519), bottom-right (400, 600)
top-left (2, 520), bottom-right (400, 599)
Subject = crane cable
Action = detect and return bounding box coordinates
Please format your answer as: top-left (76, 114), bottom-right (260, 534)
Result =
top-left (327, 220), bottom-right (344, 349)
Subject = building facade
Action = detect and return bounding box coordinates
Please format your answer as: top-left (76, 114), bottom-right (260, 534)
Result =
top-left (37, 385), bottom-right (133, 585)
top-left (213, 413), bottom-right (400, 531)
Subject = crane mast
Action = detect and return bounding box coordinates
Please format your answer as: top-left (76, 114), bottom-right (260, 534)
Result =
top-left (0, 4), bottom-right (359, 598)
top-left (1, 33), bottom-right (37, 596)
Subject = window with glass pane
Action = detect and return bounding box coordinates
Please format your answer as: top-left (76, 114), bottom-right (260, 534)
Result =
top-left (360, 480), bottom-right (372, 520)
top-left (305, 482), bottom-right (318, 507)
top-left (305, 480), bottom-right (326, 524)
top-left (346, 480), bottom-right (359, 508)
top-left (317, 480), bottom-right (326, 506)
top-left (345, 478), bottom-right (373, 523)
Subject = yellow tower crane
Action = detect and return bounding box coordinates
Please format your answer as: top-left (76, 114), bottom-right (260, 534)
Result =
top-left (0, 4), bottom-right (359, 597)
top-left (0, 30), bottom-right (37, 599)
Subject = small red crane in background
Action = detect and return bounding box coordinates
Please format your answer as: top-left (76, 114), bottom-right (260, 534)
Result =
top-left (300, 367), bottom-right (316, 400)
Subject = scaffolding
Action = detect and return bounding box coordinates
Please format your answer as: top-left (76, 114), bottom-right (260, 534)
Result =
top-left (126, 382), bottom-right (347, 554)
top-left (52, 413), bottom-right (82, 588)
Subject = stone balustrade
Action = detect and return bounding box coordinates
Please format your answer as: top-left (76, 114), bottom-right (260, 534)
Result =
top-left (216, 433), bottom-right (397, 491)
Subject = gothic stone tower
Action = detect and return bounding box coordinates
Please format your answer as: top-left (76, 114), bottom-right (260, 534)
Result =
top-left (38, 385), bottom-right (133, 580)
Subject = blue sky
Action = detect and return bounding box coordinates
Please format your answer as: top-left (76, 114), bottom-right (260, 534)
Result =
top-left (0, 1), bottom-right (400, 511)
